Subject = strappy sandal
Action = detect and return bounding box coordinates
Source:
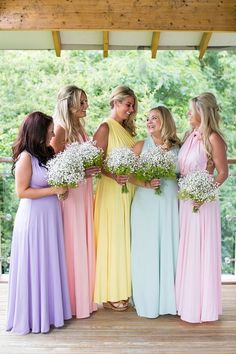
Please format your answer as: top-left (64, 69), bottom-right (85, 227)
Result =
top-left (103, 300), bottom-right (129, 312)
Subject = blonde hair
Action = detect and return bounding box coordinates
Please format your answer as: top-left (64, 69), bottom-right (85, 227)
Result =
top-left (109, 85), bottom-right (137, 136)
top-left (53, 85), bottom-right (86, 143)
top-left (149, 106), bottom-right (181, 149)
top-left (191, 92), bottom-right (226, 161)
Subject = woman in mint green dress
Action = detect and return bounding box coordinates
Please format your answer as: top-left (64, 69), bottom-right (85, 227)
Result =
top-left (131, 106), bottom-right (180, 318)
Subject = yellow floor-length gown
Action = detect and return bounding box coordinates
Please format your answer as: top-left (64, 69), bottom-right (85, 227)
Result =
top-left (94, 118), bottom-right (136, 303)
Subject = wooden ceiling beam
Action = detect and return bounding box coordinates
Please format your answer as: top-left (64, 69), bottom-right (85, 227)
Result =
top-left (52, 31), bottom-right (61, 57)
top-left (103, 31), bottom-right (109, 58)
top-left (151, 32), bottom-right (160, 59)
top-left (199, 32), bottom-right (212, 60)
top-left (0, 1), bottom-right (235, 31)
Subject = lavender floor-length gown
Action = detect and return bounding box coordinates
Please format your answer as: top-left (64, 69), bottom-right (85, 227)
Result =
top-left (6, 155), bottom-right (71, 334)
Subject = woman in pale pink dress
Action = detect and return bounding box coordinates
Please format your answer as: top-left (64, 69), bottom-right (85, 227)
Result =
top-left (51, 85), bottom-right (99, 318)
top-left (175, 92), bottom-right (228, 323)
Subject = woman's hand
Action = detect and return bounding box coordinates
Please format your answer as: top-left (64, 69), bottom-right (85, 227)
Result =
top-left (114, 175), bottom-right (129, 185)
top-left (149, 178), bottom-right (160, 188)
top-left (192, 200), bottom-right (204, 212)
top-left (51, 186), bottom-right (69, 200)
top-left (58, 190), bottom-right (69, 201)
top-left (85, 166), bottom-right (101, 178)
top-left (145, 179), bottom-right (160, 188)
top-left (51, 186), bottom-right (68, 195)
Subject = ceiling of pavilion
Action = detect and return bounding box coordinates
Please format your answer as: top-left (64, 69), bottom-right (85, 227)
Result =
top-left (0, 0), bottom-right (235, 59)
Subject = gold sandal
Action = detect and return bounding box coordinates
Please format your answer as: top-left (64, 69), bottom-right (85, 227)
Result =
top-left (103, 300), bottom-right (129, 312)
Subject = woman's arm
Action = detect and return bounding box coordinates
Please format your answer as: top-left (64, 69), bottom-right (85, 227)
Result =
top-left (15, 152), bottom-right (67, 199)
top-left (210, 132), bottom-right (228, 186)
top-left (129, 177), bottom-right (160, 189)
top-left (93, 122), bottom-right (109, 154)
top-left (193, 133), bottom-right (228, 210)
top-left (93, 123), bottom-right (130, 185)
top-left (132, 140), bottom-right (144, 156)
top-left (50, 125), bottom-right (66, 153)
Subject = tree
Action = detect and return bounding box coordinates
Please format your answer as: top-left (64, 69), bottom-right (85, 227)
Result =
top-left (0, 49), bottom-right (235, 274)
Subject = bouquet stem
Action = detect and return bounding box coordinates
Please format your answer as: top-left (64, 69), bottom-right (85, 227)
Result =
top-left (57, 192), bottom-right (67, 200)
top-left (95, 172), bottom-right (102, 179)
top-left (192, 206), bottom-right (199, 213)
top-left (122, 183), bottom-right (129, 193)
top-left (154, 186), bottom-right (161, 195)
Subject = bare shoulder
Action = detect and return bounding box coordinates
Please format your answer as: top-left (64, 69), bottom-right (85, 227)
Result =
top-left (94, 122), bottom-right (109, 135)
top-left (15, 151), bottom-right (32, 171)
top-left (51, 124), bottom-right (66, 152)
top-left (17, 151), bottom-right (31, 163)
top-left (133, 140), bottom-right (144, 155)
top-left (209, 132), bottom-right (226, 148)
top-left (93, 122), bottom-right (109, 151)
top-left (54, 124), bottom-right (65, 137)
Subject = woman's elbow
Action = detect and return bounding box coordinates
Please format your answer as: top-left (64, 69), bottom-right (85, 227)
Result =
top-left (16, 190), bottom-right (23, 198)
top-left (15, 187), bottom-right (27, 199)
top-left (219, 169), bottom-right (229, 184)
top-left (223, 169), bottom-right (229, 182)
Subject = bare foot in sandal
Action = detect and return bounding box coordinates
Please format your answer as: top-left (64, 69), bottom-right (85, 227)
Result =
top-left (103, 300), bottom-right (129, 312)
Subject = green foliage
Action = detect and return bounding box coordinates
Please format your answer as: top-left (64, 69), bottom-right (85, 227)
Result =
top-left (0, 49), bottom-right (235, 274)
top-left (0, 50), bottom-right (235, 153)
top-left (0, 166), bottom-right (18, 273)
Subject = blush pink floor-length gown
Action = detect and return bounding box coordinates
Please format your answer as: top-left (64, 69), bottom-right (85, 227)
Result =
top-left (175, 130), bottom-right (222, 323)
top-left (61, 134), bottom-right (97, 318)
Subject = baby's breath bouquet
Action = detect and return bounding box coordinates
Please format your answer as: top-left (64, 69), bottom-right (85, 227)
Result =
top-left (74, 140), bottom-right (103, 176)
top-left (135, 146), bottom-right (177, 194)
top-left (47, 144), bottom-right (85, 188)
top-left (178, 170), bottom-right (218, 212)
top-left (104, 147), bottom-right (137, 193)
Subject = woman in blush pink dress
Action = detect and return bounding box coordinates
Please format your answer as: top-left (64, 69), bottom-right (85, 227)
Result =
top-left (51, 85), bottom-right (99, 318)
top-left (175, 92), bottom-right (228, 323)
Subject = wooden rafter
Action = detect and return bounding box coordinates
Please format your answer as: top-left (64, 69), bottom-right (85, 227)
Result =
top-left (0, 1), bottom-right (235, 31)
top-left (52, 31), bottom-right (61, 57)
top-left (151, 32), bottom-right (160, 59)
top-left (103, 31), bottom-right (109, 58)
top-left (199, 32), bottom-right (212, 59)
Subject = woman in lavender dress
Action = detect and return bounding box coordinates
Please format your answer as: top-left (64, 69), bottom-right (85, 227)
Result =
top-left (6, 112), bottom-right (71, 335)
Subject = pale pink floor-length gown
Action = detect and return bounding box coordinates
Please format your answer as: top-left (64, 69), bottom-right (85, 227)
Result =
top-left (175, 130), bottom-right (222, 323)
top-left (61, 134), bottom-right (97, 318)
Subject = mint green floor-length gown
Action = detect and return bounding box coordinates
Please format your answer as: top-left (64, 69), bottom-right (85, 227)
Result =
top-left (131, 137), bottom-right (179, 318)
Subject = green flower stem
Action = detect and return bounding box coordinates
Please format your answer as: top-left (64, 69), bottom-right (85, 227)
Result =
top-left (192, 206), bottom-right (199, 213)
top-left (121, 183), bottom-right (129, 193)
top-left (154, 185), bottom-right (161, 195)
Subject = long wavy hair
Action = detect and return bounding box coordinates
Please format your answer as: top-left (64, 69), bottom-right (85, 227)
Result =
top-left (53, 85), bottom-right (86, 143)
top-left (149, 106), bottom-right (181, 149)
top-left (109, 85), bottom-right (137, 136)
top-left (12, 111), bottom-right (54, 172)
top-left (190, 92), bottom-right (226, 161)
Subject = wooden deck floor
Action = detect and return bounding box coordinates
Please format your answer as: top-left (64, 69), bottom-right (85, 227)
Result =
top-left (0, 283), bottom-right (236, 354)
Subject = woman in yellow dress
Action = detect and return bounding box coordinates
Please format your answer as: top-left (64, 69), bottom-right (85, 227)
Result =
top-left (93, 86), bottom-right (138, 311)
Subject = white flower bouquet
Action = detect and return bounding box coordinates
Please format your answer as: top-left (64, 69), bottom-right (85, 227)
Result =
top-left (47, 144), bottom-right (85, 188)
top-left (104, 147), bottom-right (137, 193)
top-left (178, 170), bottom-right (218, 212)
top-left (73, 140), bottom-right (103, 176)
top-left (134, 146), bottom-right (177, 194)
